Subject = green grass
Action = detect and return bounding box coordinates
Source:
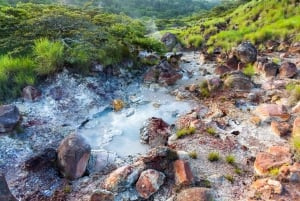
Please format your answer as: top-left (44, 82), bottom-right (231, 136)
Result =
top-left (268, 167), bottom-right (280, 177)
top-left (292, 135), bottom-right (300, 161)
top-left (243, 64), bottom-right (255, 77)
top-left (208, 151), bottom-right (220, 162)
top-left (176, 127), bottom-right (196, 138)
top-left (206, 127), bottom-right (217, 136)
top-left (225, 155), bottom-right (236, 165)
top-left (224, 174), bottom-right (234, 183)
top-left (0, 55), bottom-right (36, 101)
top-left (234, 167), bottom-right (243, 175)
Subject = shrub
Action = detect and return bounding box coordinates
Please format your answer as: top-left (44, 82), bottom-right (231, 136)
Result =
top-left (199, 81), bottom-right (210, 98)
top-left (207, 127), bottom-right (217, 136)
top-left (0, 55), bottom-right (36, 101)
top-left (33, 38), bottom-right (64, 76)
top-left (225, 155), bottom-right (236, 165)
top-left (208, 151), bottom-right (220, 162)
top-left (176, 127), bottom-right (196, 138)
top-left (187, 34), bottom-right (204, 48)
top-left (189, 151), bottom-right (198, 159)
top-left (243, 64), bottom-right (255, 77)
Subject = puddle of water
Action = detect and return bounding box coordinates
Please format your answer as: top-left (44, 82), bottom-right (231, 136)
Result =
top-left (80, 87), bottom-right (195, 157)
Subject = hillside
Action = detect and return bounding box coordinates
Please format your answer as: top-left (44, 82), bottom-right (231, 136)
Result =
top-left (173, 0), bottom-right (300, 51)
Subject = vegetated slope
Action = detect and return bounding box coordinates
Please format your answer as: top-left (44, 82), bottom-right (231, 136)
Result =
top-left (0, 3), bottom-right (164, 102)
top-left (0, 0), bottom-right (221, 19)
top-left (175, 0), bottom-right (300, 51)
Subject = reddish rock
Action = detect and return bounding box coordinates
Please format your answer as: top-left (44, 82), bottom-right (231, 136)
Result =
top-left (90, 190), bottom-right (114, 201)
top-left (226, 55), bottom-right (239, 70)
top-left (0, 174), bottom-right (17, 201)
top-left (278, 163), bottom-right (300, 183)
top-left (136, 169), bottom-right (165, 199)
top-left (292, 102), bottom-right (300, 114)
top-left (254, 146), bottom-right (292, 175)
top-left (57, 134), bottom-right (91, 180)
top-left (173, 160), bottom-right (194, 186)
top-left (289, 42), bottom-right (300, 54)
top-left (139, 146), bottom-right (178, 171)
top-left (254, 104), bottom-right (290, 122)
top-left (251, 178), bottom-right (283, 195)
top-left (292, 117), bottom-right (300, 136)
top-left (260, 62), bottom-right (279, 77)
top-left (271, 121), bottom-right (291, 137)
top-left (144, 68), bottom-right (159, 83)
top-left (103, 161), bottom-right (145, 192)
top-left (175, 111), bottom-right (201, 129)
top-left (140, 117), bottom-right (170, 148)
top-left (207, 77), bottom-right (222, 92)
top-left (214, 65), bottom-right (231, 75)
top-left (158, 71), bottom-right (182, 86)
top-left (279, 62), bottom-right (297, 78)
top-left (0, 104), bottom-right (20, 133)
top-left (176, 187), bottom-right (212, 201)
top-left (22, 86), bottom-right (41, 101)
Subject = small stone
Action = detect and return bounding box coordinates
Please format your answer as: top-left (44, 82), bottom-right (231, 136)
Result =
top-left (271, 121), bottom-right (291, 137)
top-left (136, 169), bottom-right (165, 199)
top-left (112, 99), bottom-right (124, 112)
top-left (176, 187), bottom-right (212, 201)
top-left (173, 160), bottom-right (194, 186)
top-left (22, 85), bottom-right (41, 101)
top-left (252, 178), bottom-right (283, 195)
top-left (90, 189), bottom-right (114, 201)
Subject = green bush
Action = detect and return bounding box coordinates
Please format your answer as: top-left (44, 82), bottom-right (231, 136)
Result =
top-left (208, 151), bottom-right (220, 162)
top-left (33, 38), bottom-right (64, 76)
top-left (206, 127), bottom-right (217, 136)
top-left (189, 151), bottom-right (198, 159)
top-left (176, 127), bottom-right (196, 138)
top-left (225, 155), bottom-right (236, 165)
top-left (0, 55), bottom-right (36, 101)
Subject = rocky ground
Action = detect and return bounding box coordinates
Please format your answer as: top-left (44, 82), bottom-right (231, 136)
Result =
top-left (1, 41), bottom-right (300, 201)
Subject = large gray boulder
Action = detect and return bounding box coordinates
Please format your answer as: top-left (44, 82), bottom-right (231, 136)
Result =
top-left (0, 173), bottom-right (17, 201)
top-left (57, 134), bottom-right (91, 180)
top-left (235, 42), bottom-right (257, 64)
top-left (0, 105), bottom-right (20, 133)
top-left (161, 32), bottom-right (178, 51)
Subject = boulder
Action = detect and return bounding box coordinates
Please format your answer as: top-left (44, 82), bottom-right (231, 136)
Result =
top-left (223, 71), bottom-right (254, 91)
top-left (136, 169), bottom-right (165, 199)
top-left (173, 160), bottom-right (194, 186)
top-left (161, 32), bottom-right (178, 51)
top-left (279, 62), bottom-right (297, 78)
top-left (235, 42), bottom-right (257, 64)
top-left (214, 65), bottom-right (231, 75)
top-left (175, 187), bottom-right (212, 201)
top-left (90, 189), bottom-right (114, 201)
top-left (103, 161), bottom-right (145, 192)
top-left (22, 86), bottom-right (41, 101)
top-left (0, 174), bottom-right (17, 201)
top-left (57, 134), bottom-right (91, 180)
top-left (0, 104), bottom-right (20, 133)
top-left (292, 117), bottom-right (300, 136)
top-left (254, 104), bottom-right (290, 122)
top-left (251, 178), bottom-right (283, 195)
top-left (270, 121), bottom-right (291, 137)
top-left (254, 146), bottom-right (292, 175)
top-left (140, 117), bottom-right (170, 148)
top-left (144, 68), bottom-right (159, 84)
